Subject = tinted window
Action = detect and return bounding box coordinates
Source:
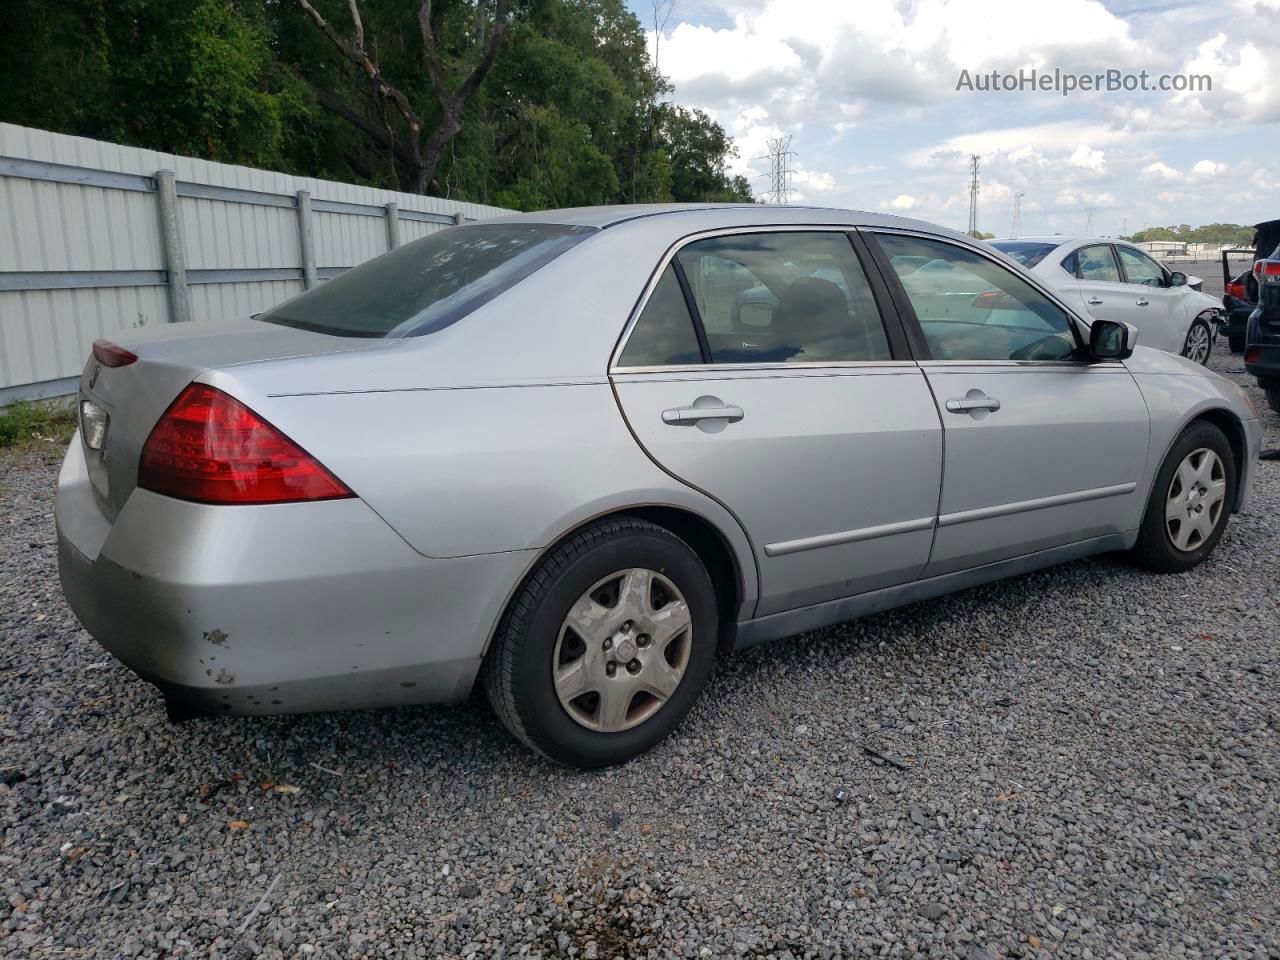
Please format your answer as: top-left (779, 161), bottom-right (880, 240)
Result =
top-left (990, 240), bottom-right (1062, 268)
top-left (674, 232), bottom-right (891, 364)
top-left (1060, 250), bottom-right (1078, 277)
top-left (260, 223), bottom-right (592, 338)
top-left (877, 233), bottom-right (1077, 362)
top-left (1117, 246), bottom-right (1166, 286)
top-left (617, 266), bottom-right (703, 366)
top-left (1076, 244), bottom-right (1121, 282)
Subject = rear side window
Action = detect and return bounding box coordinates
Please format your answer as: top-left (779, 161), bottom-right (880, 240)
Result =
top-left (1076, 245), bottom-right (1121, 282)
top-left (990, 240), bottom-right (1061, 268)
top-left (617, 266), bottom-right (703, 367)
top-left (260, 223), bottom-right (593, 338)
top-left (674, 232), bottom-right (892, 364)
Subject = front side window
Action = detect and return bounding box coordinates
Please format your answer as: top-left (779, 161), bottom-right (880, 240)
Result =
top-left (617, 266), bottom-right (702, 367)
top-left (1075, 244), bottom-right (1122, 282)
top-left (673, 232), bottom-right (892, 364)
top-left (876, 233), bottom-right (1078, 362)
top-left (1116, 246), bottom-right (1167, 287)
top-left (260, 223), bottom-right (593, 338)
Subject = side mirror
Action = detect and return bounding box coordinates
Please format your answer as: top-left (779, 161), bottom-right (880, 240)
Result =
top-left (1089, 319), bottom-right (1138, 360)
top-left (1168, 271), bottom-right (1188, 287)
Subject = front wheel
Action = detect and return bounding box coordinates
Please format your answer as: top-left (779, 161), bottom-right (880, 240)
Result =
top-left (1130, 421), bottom-right (1236, 573)
top-left (1180, 317), bottom-right (1213, 365)
top-left (483, 517), bottom-right (718, 767)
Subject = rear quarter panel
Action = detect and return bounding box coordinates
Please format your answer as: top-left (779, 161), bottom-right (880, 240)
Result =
top-left (203, 370), bottom-right (760, 612)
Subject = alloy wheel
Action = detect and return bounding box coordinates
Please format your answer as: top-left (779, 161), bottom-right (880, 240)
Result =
top-left (552, 568), bottom-right (693, 732)
top-left (1165, 447), bottom-right (1226, 551)
top-left (1183, 322), bottom-right (1212, 365)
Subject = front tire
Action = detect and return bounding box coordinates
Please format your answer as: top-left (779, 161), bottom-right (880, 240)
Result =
top-left (1130, 421), bottom-right (1236, 573)
top-left (1180, 317), bottom-right (1213, 365)
top-left (482, 517), bottom-right (718, 768)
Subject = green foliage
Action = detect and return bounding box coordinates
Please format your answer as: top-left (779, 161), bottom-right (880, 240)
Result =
top-left (1126, 223), bottom-right (1255, 246)
top-left (969, 231), bottom-right (995, 240)
top-left (0, 0), bottom-right (752, 207)
top-left (0, 401), bottom-right (78, 449)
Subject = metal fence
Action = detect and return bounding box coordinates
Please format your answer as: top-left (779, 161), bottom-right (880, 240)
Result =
top-left (0, 123), bottom-right (511, 403)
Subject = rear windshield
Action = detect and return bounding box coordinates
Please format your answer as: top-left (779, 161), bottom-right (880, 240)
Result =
top-left (990, 240), bottom-right (1063, 268)
top-left (260, 223), bottom-right (593, 338)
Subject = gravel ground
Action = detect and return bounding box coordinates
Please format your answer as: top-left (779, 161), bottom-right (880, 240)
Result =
top-left (2, 343), bottom-right (1277, 960)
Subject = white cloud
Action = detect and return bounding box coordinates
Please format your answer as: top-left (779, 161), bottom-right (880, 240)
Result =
top-left (1141, 161), bottom-right (1181, 181)
top-left (1190, 159), bottom-right (1228, 177)
top-left (883, 194), bottom-right (919, 210)
top-left (1068, 144), bottom-right (1106, 174)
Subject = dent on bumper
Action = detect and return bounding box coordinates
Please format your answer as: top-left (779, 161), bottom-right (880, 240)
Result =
top-left (56, 441), bottom-right (534, 716)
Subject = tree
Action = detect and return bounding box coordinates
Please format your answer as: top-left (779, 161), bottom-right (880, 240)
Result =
top-left (297, 0), bottom-right (510, 193)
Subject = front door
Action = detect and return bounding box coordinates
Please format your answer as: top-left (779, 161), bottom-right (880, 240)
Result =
top-left (870, 231), bottom-right (1151, 577)
top-left (610, 229), bottom-right (943, 615)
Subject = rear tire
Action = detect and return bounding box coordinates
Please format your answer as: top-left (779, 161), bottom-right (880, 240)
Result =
top-left (1267, 388), bottom-right (1280, 415)
top-left (482, 517), bottom-right (718, 768)
top-left (1180, 318), bottom-right (1213, 365)
top-left (1228, 334), bottom-right (1245, 354)
top-left (1130, 421), bottom-right (1236, 573)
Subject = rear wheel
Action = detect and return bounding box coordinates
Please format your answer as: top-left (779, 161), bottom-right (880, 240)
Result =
top-left (1180, 318), bottom-right (1213, 365)
top-left (1130, 422), bottom-right (1236, 573)
top-left (482, 517), bottom-right (717, 767)
top-left (1228, 334), bottom-right (1246, 354)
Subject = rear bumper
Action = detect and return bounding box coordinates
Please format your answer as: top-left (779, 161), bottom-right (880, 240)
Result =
top-left (55, 437), bottom-right (534, 716)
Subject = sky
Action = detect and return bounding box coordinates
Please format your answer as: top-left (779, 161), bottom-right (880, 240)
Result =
top-left (628, 0), bottom-right (1280, 237)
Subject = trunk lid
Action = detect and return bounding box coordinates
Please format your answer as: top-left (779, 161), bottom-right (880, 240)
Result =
top-left (77, 318), bottom-right (389, 521)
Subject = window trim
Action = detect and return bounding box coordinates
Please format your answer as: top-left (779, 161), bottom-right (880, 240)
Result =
top-left (864, 227), bottom-right (1092, 365)
top-left (1069, 243), bottom-right (1125, 285)
top-left (609, 225), bottom-right (914, 373)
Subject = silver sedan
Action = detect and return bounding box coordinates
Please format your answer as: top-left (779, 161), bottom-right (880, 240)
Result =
top-left (57, 205), bottom-right (1262, 767)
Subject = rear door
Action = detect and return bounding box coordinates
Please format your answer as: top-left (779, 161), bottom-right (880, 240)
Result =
top-left (867, 231), bottom-right (1150, 577)
top-left (610, 228), bottom-right (943, 616)
top-left (1060, 243), bottom-right (1126, 322)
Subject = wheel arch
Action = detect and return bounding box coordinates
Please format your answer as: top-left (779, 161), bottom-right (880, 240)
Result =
top-left (1189, 407), bottom-right (1248, 512)
top-left (480, 502), bottom-right (755, 662)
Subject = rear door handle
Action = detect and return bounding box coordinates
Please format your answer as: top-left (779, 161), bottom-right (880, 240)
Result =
top-left (1086, 296), bottom-right (1104, 305)
top-left (662, 403), bottom-right (744, 425)
top-left (945, 394), bottom-right (1001, 414)
top-left (1136, 298), bottom-right (1150, 306)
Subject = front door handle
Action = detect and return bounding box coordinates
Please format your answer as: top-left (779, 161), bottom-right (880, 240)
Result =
top-left (945, 392), bottom-right (1002, 414)
top-left (662, 402), bottom-right (744, 425)
top-left (1136, 298), bottom-right (1150, 306)
top-left (1086, 296), bottom-right (1104, 305)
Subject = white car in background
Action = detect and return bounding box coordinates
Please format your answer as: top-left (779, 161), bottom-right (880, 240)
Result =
top-left (990, 238), bottom-right (1224, 364)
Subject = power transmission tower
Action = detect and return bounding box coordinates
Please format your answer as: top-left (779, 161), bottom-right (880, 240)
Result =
top-left (1121, 217), bottom-right (1128, 238)
top-left (967, 155), bottom-right (980, 236)
top-left (764, 136), bottom-right (797, 205)
top-left (1011, 192), bottom-right (1025, 238)
top-left (1085, 207), bottom-right (1095, 234)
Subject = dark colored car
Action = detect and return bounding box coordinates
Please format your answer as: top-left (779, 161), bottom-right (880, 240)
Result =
top-left (1244, 254), bottom-right (1280, 414)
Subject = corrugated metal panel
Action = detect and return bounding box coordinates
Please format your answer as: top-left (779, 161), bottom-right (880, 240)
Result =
top-left (0, 122), bottom-right (511, 393)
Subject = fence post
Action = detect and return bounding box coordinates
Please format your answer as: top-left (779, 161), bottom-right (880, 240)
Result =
top-left (453, 212), bottom-right (465, 226)
top-left (385, 202), bottom-right (401, 250)
top-left (296, 190), bottom-right (317, 289)
top-left (154, 170), bottom-right (191, 323)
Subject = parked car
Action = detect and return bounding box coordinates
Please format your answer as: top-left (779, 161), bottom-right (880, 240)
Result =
top-left (1221, 221), bottom-right (1280, 354)
top-left (58, 206), bottom-right (1261, 767)
top-left (990, 237), bottom-right (1224, 364)
top-left (1244, 253), bottom-right (1280, 413)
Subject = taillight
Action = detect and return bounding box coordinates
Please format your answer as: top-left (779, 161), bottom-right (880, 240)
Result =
top-left (1245, 347), bottom-right (1261, 364)
top-left (92, 339), bottom-right (138, 367)
top-left (1226, 282), bottom-right (1246, 300)
top-left (138, 384), bottom-right (353, 505)
top-left (1254, 261), bottom-right (1280, 283)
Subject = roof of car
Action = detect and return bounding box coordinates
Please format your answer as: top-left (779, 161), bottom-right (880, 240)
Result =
top-left (483, 202), bottom-right (971, 238)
